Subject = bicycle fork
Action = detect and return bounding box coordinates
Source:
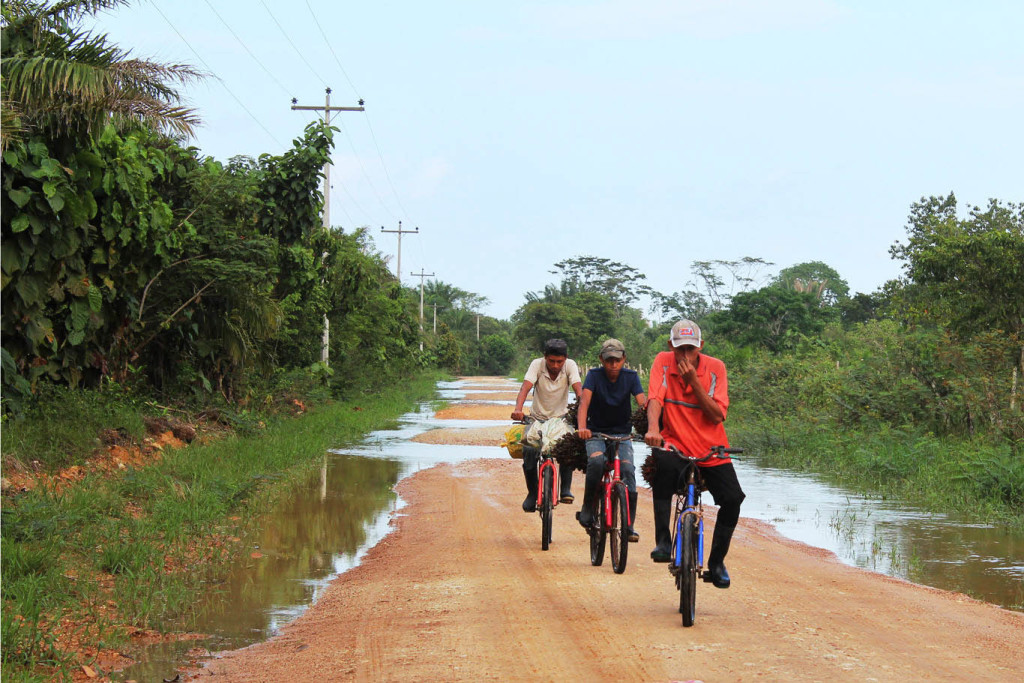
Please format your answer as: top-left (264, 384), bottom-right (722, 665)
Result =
top-left (537, 458), bottom-right (559, 510)
top-left (603, 451), bottom-right (630, 527)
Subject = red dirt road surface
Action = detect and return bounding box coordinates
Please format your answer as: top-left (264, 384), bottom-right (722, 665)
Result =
top-left (193, 379), bottom-right (1023, 682)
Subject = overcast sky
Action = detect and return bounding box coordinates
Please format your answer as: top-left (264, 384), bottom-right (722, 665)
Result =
top-left (87, 1), bottom-right (1024, 319)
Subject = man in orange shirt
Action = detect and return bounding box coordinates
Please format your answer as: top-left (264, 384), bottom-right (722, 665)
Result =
top-left (644, 320), bottom-right (745, 588)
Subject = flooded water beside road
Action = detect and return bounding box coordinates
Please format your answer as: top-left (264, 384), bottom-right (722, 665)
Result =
top-left (117, 379), bottom-right (1023, 680)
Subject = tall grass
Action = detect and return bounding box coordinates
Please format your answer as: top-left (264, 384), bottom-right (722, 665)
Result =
top-left (731, 407), bottom-right (1024, 530)
top-left (1, 370), bottom-right (444, 679)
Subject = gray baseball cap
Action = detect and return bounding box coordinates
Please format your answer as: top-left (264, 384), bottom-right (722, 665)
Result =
top-left (599, 338), bottom-right (625, 359)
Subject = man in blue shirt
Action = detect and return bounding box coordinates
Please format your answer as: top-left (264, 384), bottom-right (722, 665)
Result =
top-left (576, 338), bottom-right (647, 541)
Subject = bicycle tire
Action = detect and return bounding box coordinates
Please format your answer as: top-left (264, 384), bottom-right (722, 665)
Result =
top-left (610, 481), bottom-right (629, 574)
top-left (590, 493), bottom-right (606, 566)
top-left (540, 466), bottom-right (553, 551)
top-left (679, 511), bottom-right (698, 627)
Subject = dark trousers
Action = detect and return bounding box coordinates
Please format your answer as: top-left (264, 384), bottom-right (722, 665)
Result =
top-left (650, 450), bottom-right (745, 528)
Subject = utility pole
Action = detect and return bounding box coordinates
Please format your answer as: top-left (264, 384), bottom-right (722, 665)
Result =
top-left (291, 88), bottom-right (365, 365)
top-left (381, 221), bottom-right (418, 283)
top-left (410, 268), bottom-right (434, 350)
top-left (433, 303), bottom-right (438, 333)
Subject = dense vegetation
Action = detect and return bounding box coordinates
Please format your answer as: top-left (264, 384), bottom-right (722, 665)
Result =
top-left (2, 0), bottom-right (1022, 678)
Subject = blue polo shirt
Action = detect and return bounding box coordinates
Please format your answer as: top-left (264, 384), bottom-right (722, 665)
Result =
top-left (583, 367), bottom-right (643, 434)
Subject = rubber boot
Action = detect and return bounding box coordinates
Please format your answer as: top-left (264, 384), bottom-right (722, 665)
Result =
top-left (706, 523), bottom-right (736, 588)
top-left (627, 491), bottom-right (639, 542)
top-left (522, 465), bottom-right (538, 513)
top-left (650, 499), bottom-right (672, 562)
top-left (559, 463), bottom-right (574, 504)
top-left (577, 457), bottom-right (603, 528)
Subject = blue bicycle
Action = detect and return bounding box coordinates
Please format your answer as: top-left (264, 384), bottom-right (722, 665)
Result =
top-left (663, 444), bottom-right (743, 627)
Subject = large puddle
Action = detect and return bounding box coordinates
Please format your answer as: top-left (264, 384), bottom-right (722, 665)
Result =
top-left (116, 380), bottom-right (1024, 680)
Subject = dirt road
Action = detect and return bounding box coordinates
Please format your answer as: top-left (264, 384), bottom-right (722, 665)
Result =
top-left (194, 378), bottom-right (1024, 682)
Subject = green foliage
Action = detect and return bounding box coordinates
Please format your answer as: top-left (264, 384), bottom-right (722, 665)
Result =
top-left (773, 260), bottom-right (850, 305)
top-left (711, 286), bottom-right (836, 353)
top-left (1, 0), bottom-right (203, 148)
top-left (478, 334), bottom-right (515, 375)
top-left (889, 194), bottom-right (1024, 340)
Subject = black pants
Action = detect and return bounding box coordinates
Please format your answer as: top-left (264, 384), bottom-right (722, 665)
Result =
top-left (650, 449), bottom-right (745, 528)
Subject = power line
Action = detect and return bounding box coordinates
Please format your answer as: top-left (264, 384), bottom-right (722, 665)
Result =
top-left (258, 0), bottom-right (328, 87)
top-left (302, 0), bottom-right (412, 223)
top-left (304, 0), bottom-right (360, 97)
top-left (151, 3), bottom-right (284, 147)
top-left (202, 0), bottom-right (291, 98)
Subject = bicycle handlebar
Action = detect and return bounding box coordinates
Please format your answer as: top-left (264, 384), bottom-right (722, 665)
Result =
top-left (656, 444), bottom-right (743, 462)
top-left (589, 432), bottom-right (637, 442)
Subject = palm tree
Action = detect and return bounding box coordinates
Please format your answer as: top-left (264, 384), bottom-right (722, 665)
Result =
top-left (1, 0), bottom-right (204, 149)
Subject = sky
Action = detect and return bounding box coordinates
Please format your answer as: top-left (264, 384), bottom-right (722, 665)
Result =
top-left (85, 0), bottom-right (1024, 320)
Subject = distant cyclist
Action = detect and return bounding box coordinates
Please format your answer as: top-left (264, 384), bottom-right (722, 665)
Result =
top-left (511, 339), bottom-right (583, 511)
top-left (576, 339), bottom-right (646, 541)
top-left (644, 320), bottom-right (745, 588)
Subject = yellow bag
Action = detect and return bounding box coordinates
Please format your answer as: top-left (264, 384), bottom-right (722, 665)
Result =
top-left (501, 424), bottom-right (525, 459)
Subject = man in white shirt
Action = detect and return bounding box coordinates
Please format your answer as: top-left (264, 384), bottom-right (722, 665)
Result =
top-left (511, 339), bottom-right (583, 511)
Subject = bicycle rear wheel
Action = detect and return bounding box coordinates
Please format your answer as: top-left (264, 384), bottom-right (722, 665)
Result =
top-left (679, 511), bottom-right (698, 626)
top-left (590, 493), bottom-right (606, 566)
top-left (610, 481), bottom-right (629, 574)
top-left (540, 466), bottom-right (553, 551)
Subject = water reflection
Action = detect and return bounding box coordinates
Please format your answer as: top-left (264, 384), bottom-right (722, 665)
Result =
top-left (734, 461), bottom-right (1024, 610)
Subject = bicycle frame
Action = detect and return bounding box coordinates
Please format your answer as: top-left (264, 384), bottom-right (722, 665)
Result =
top-left (673, 460), bottom-right (704, 572)
top-left (595, 435), bottom-right (629, 527)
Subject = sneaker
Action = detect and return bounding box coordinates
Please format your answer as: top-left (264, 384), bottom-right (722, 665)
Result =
top-left (560, 492), bottom-right (574, 504)
top-left (522, 494), bottom-right (537, 513)
top-left (627, 528), bottom-right (639, 543)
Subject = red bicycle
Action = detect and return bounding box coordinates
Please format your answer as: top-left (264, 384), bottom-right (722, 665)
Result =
top-left (578, 433), bottom-right (633, 574)
top-left (517, 417), bottom-right (559, 551)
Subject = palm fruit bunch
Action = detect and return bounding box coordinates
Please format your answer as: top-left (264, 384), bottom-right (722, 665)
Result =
top-left (631, 404), bottom-right (647, 435)
top-left (640, 452), bottom-right (657, 486)
top-left (550, 400), bottom-right (587, 471)
top-left (550, 431), bottom-right (587, 472)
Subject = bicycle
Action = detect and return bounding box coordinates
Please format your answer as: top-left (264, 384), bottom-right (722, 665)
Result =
top-left (659, 444), bottom-right (742, 626)
top-left (515, 417), bottom-right (560, 551)
top-left (578, 433), bottom-right (634, 574)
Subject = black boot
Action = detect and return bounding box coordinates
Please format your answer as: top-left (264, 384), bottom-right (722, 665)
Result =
top-left (650, 498), bottom-right (672, 562)
top-left (706, 523), bottom-right (736, 588)
top-left (522, 465), bottom-right (538, 512)
top-left (559, 463), bottom-right (574, 504)
top-left (627, 491), bottom-right (639, 542)
top-left (577, 457), bottom-right (604, 528)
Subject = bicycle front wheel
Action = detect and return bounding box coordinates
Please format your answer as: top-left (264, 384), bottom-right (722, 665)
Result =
top-left (679, 511), bottom-right (698, 627)
top-left (610, 481), bottom-right (629, 574)
top-left (540, 466), bottom-right (553, 551)
top-left (590, 493), bottom-right (607, 566)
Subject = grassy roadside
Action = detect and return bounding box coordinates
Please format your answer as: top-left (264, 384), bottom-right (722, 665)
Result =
top-left (730, 406), bottom-right (1024, 531)
top-left (1, 370), bottom-right (444, 681)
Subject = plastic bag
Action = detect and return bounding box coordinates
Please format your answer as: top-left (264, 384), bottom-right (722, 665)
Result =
top-left (523, 417), bottom-right (572, 455)
top-left (501, 424), bottom-right (525, 459)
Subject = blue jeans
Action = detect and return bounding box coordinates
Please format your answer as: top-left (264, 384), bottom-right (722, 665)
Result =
top-left (584, 434), bottom-right (636, 493)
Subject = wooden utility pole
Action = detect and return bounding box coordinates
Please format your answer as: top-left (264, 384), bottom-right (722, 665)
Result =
top-left (291, 88), bottom-right (365, 365)
top-left (381, 221), bottom-right (418, 283)
top-left (410, 269), bottom-right (434, 350)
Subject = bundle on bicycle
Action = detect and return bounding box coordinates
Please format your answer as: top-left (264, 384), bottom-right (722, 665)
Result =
top-left (509, 416), bottom-right (568, 551)
top-left (574, 338), bottom-right (648, 574)
top-left (510, 338), bottom-right (584, 515)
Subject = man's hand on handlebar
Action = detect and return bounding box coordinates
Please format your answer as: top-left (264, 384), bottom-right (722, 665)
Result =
top-left (511, 408), bottom-right (525, 422)
top-left (645, 430), bottom-right (664, 448)
top-left (577, 427), bottom-right (592, 440)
